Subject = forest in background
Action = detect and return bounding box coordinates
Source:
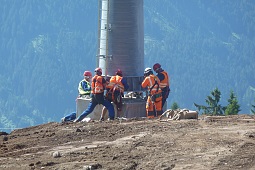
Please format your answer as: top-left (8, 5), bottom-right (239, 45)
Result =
top-left (0, 0), bottom-right (254, 132)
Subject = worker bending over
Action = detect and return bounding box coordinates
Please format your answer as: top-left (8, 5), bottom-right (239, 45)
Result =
top-left (100, 69), bottom-right (129, 121)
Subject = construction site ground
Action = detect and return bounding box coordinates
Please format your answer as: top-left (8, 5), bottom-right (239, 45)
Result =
top-left (0, 114), bottom-right (255, 170)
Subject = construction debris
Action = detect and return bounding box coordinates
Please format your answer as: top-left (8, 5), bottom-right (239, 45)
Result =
top-left (159, 109), bottom-right (198, 121)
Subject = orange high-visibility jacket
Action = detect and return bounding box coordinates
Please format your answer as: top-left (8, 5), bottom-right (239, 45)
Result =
top-left (107, 75), bottom-right (125, 92)
top-left (141, 74), bottom-right (162, 95)
top-left (159, 71), bottom-right (170, 89)
top-left (91, 75), bottom-right (104, 94)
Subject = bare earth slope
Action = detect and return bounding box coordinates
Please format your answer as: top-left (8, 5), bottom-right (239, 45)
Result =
top-left (0, 115), bottom-right (255, 170)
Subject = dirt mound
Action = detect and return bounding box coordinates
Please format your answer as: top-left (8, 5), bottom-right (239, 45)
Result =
top-left (0, 115), bottom-right (255, 170)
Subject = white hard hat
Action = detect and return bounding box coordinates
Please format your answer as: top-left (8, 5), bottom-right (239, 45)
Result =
top-left (144, 67), bottom-right (152, 74)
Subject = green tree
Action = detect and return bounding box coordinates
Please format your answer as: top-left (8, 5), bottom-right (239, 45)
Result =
top-left (194, 87), bottom-right (225, 115)
top-left (251, 100), bottom-right (255, 114)
top-left (225, 90), bottom-right (241, 115)
top-left (171, 102), bottom-right (179, 110)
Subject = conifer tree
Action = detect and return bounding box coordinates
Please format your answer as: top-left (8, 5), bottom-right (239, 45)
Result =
top-left (171, 102), bottom-right (179, 110)
top-left (225, 90), bottom-right (241, 115)
top-left (194, 87), bottom-right (224, 115)
top-left (251, 100), bottom-right (255, 114)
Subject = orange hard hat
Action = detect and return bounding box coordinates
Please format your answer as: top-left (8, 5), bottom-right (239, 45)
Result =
top-left (153, 63), bottom-right (161, 71)
top-left (94, 67), bottom-right (102, 75)
top-left (83, 71), bottom-right (92, 77)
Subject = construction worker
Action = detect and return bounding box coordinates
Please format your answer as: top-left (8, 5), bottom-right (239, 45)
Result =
top-left (100, 69), bottom-right (129, 121)
top-left (78, 71), bottom-right (92, 98)
top-left (74, 67), bottom-right (115, 122)
top-left (141, 67), bottom-right (163, 118)
top-left (61, 70), bottom-right (92, 122)
top-left (153, 63), bottom-right (170, 110)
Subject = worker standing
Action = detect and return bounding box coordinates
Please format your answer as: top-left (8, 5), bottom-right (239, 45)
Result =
top-left (100, 69), bottom-right (129, 121)
top-left (153, 63), bottom-right (170, 110)
top-left (141, 67), bottom-right (163, 118)
top-left (74, 68), bottom-right (115, 122)
top-left (61, 70), bottom-right (92, 122)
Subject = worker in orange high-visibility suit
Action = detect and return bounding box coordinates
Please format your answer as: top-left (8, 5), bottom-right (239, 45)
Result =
top-left (100, 69), bottom-right (129, 120)
top-left (141, 67), bottom-right (163, 118)
top-left (153, 63), bottom-right (170, 110)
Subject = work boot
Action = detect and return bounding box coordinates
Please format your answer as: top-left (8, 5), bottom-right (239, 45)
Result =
top-left (107, 117), bottom-right (114, 121)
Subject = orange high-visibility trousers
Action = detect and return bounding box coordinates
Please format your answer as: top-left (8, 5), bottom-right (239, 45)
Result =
top-left (146, 95), bottom-right (162, 118)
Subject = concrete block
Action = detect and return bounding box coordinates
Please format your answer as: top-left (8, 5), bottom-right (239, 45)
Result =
top-left (76, 97), bottom-right (147, 120)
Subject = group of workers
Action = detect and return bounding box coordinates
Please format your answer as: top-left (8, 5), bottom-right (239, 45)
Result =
top-left (61, 63), bottom-right (170, 122)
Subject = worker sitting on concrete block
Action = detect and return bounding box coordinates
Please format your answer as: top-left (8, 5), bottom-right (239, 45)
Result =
top-left (74, 68), bottom-right (115, 122)
top-left (61, 70), bottom-right (92, 122)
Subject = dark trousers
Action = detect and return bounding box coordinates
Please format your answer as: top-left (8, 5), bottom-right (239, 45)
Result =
top-left (162, 87), bottom-right (170, 109)
top-left (75, 94), bottom-right (115, 121)
top-left (63, 112), bottom-right (76, 122)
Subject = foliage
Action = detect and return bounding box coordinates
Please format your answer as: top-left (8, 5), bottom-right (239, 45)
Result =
top-left (171, 102), bottom-right (179, 110)
top-left (225, 91), bottom-right (241, 115)
top-left (251, 100), bottom-right (255, 114)
top-left (194, 88), bottom-right (225, 115)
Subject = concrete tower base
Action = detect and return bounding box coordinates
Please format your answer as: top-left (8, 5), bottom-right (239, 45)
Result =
top-left (76, 97), bottom-right (147, 120)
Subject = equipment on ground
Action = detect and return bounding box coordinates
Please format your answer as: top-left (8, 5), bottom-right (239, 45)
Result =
top-left (159, 109), bottom-right (198, 121)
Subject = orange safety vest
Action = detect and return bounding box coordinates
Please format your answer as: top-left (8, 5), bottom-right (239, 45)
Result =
top-left (107, 75), bottom-right (125, 93)
top-left (159, 71), bottom-right (170, 89)
top-left (91, 75), bottom-right (104, 94)
top-left (141, 74), bottom-right (162, 95)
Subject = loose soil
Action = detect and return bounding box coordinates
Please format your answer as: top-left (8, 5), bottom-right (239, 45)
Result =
top-left (0, 115), bottom-right (255, 170)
